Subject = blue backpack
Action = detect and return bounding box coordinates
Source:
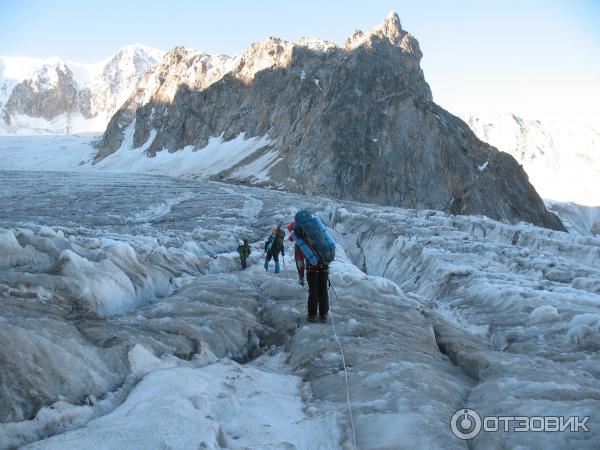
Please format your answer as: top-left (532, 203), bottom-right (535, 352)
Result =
top-left (293, 210), bottom-right (336, 264)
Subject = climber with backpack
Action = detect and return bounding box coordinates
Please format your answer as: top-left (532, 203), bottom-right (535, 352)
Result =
top-left (287, 221), bottom-right (306, 286)
top-left (238, 238), bottom-right (251, 269)
top-left (291, 210), bottom-right (336, 322)
top-left (264, 225), bottom-right (285, 273)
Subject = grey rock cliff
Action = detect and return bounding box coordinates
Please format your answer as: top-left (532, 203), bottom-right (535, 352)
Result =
top-left (97, 12), bottom-right (564, 230)
top-left (3, 63), bottom-right (80, 123)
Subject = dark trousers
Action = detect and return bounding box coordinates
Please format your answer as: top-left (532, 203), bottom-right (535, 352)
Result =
top-left (240, 256), bottom-right (248, 269)
top-left (265, 251), bottom-right (279, 263)
top-left (307, 266), bottom-right (329, 317)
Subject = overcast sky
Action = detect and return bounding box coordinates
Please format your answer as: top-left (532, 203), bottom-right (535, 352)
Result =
top-left (1, 0), bottom-right (599, 125)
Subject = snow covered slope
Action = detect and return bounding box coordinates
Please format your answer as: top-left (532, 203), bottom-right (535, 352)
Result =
top-left (546, 200), bottom-right (600, 236)
top-left (0, 132), bottom-right (278, 183)
top-left (0, 172), bottom-right (598, 449)
top-left (0, 134), bottom-right (98, 170)
top-left (465, 113), bottom-right (600, 206)
top-left (0, 45), bottom-right (163, 135)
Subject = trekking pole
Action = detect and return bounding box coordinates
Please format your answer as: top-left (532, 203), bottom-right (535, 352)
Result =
top-left (329, 279), bottom-right (342, 303)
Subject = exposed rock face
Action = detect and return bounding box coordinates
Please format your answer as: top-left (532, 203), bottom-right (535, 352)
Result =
top-left (97, 12), bottom-right (564, 230)
top-left (0, 45), bottom-right (164, 134)
top-left (3, 63), bottom-right (80, 123)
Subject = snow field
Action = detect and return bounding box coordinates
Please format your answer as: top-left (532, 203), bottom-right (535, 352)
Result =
top-left (326, 204), bottom-right (600, 448)
top-left (24, 351), bottom-right (339, 450)
top-left (2, 130), bottom-right (599, 238)
top-left (0, 132), bottom-right (280, 187)
top-left (1, 172), bottom-right (599, 449)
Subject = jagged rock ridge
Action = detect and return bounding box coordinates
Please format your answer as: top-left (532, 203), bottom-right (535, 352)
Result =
top-left (97, 12), bottom-right (564, 230)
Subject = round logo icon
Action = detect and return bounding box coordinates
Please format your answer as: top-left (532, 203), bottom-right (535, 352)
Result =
top-left (451, 408), bottom-right (482, 440)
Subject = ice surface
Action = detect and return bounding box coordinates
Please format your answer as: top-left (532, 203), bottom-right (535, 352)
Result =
top-left (1, 171), bottom-right (599, 449)
top-left (3, 132), bottom-right (599, 239)
top-left (0, 133), bottom-right (276, 184)
top-left (24, 360), bottom-right (340, 450)
top-left (0, 134), bottom-right (97, 170)
top-left (0, 113), bottom-right (110, 135)
top-left (326, 203), bottom-right (600, 448)
top-left (546, 200), bottom-right (600, 236)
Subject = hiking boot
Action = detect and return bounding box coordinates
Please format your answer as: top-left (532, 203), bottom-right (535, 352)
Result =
top-left (299, 278), bottom-right (305, 286)
top-left (307, 315), bottom-right (318, 323)
top-left (319, 314), bottom-right (328, 323)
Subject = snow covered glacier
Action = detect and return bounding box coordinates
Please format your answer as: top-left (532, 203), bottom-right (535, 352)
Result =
top-left (0, 171), bottom-right (599, 449)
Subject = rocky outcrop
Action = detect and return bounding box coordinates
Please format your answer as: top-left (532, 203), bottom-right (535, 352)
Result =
top-left (96, 12), bottom-right (564, 230)
top-left (3, 62), bottom-right (80, 125)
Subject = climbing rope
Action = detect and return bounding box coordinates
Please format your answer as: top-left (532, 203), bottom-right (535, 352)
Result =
top-left (328, 280), bottom-right (358, 450)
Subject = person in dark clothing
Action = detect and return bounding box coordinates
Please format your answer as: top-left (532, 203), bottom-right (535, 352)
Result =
top-left (238, 238), bottom-right (251, 269)
top-left (264, 226), bottom-right (285, 273)
top-left (290, 209), bottom-right (335, 323)
top-left (306, 263), bottom-right (329, 322)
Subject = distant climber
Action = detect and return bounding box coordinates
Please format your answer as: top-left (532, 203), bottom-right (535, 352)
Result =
top-left (238, 238), bottom-right (251, 269)
top-left (291, 210), bottom-right (336, 322)
top-left (264, 225), bottom-right (285, 273)
top-left (287, 221), bottom-right (305, 286)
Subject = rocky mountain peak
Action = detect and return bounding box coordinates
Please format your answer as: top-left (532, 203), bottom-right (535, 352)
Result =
top-left (162, 45), bottom-right (196, 64)
top-left (232, 37), bottom-right (293, 82)
top-left (344, 10), bottom-right (421, 59)
top-left (94, 13), bottom-right (563, 230)
top-left (377, 10), bottom-right (403, 43)
top-left (344, 29), bottom-right (365, 48)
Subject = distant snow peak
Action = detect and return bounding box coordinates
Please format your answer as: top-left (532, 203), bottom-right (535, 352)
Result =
top-left (465, 112), bottom-right (600, 206)
top-left (0, 44), bottom-right (164, 135)
top-left (30, 62), bottom-right (68, 91)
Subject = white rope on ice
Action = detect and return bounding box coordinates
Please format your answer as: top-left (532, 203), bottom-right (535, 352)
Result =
top-left (328, 280), bottom-right (358, 450)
